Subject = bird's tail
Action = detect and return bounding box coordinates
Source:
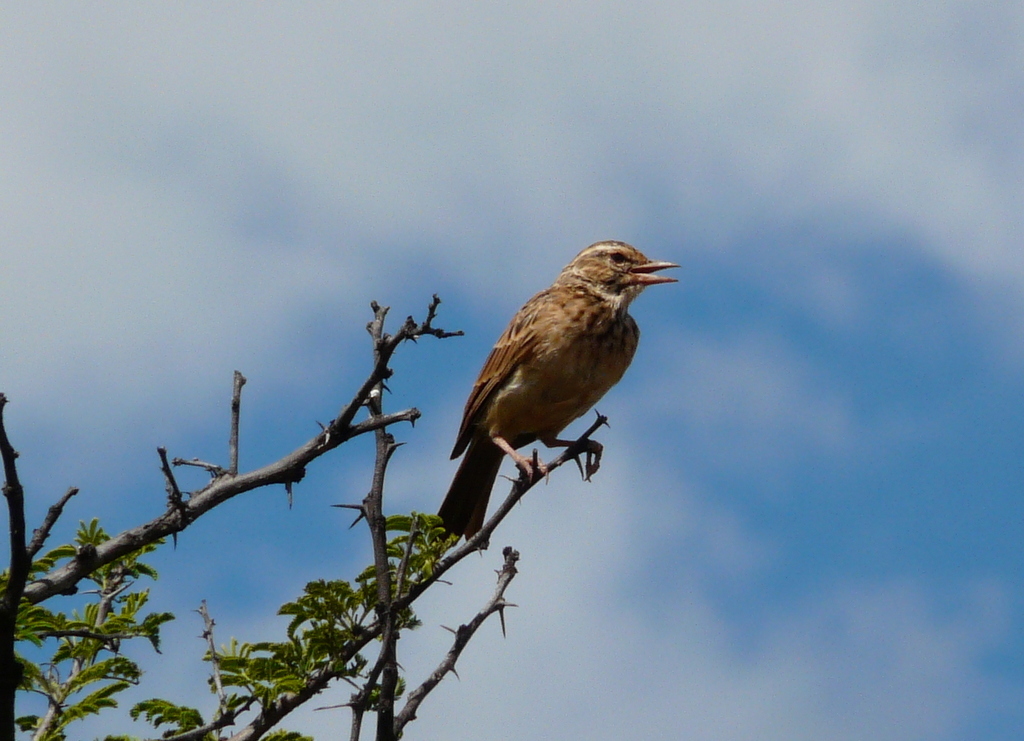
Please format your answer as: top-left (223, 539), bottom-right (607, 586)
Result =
top-left (438, 436), bottom-right (504, 538)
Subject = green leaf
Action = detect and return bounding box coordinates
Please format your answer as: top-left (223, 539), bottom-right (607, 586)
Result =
top-left (76, 518), bottom-right (109, 547)
top-left (263, 731), bottom-right (315, 741)
top-left (130, 698), bottom-right (205, 732)
top-left (64, 655), bottom-right (140, 696)
top-left (59, 680), bottom-right (131, 724)
top-left (15, 715), bottom-right (40, 732)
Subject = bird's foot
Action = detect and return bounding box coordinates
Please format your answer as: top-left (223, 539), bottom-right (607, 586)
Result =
top-left (508, 448), bottom-right (548, 484)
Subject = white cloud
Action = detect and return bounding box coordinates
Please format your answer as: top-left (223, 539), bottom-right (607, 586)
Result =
top-left (3, 2), bottom-right (1021, 426)
top-left (2, 5), bottom-right (1020, 738)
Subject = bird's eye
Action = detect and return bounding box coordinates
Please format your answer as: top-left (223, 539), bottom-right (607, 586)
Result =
top-left (609, 252), bottom-right (627, 264)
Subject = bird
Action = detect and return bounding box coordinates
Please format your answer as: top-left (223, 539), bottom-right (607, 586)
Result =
top-left (437, 240), bottom-right (678, 538)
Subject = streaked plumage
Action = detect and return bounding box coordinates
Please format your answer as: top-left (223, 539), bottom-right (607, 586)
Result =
top-left (438, 240), bottom-right (678, 537)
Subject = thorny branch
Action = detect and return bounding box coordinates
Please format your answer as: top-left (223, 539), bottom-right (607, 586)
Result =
top-left (226, 297), bottom-right (600, 741)
top-left (146, 604), bottom-right (261, 740)
top-left (198, 601), bottom-right (227, 709)
top-left (363, 303), bottom-right (405, 741)
top-left (394, 546), bottom-right (520, 734)
top-left (26, 487), bottom-right (79, 560)
top-left (19, 297), bottom-right (460, 607)
top-left (217, 412), bottom-right (607, 741)
top-left (158, 448), bottom-right (185, 512)
top-left (4, 294), bottom-right (615, 741)
top-left (396, 411), bottom-right (609, 609)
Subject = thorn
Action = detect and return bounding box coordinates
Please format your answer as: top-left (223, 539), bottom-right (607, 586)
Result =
top-left (332, 503), bottom-right (367, 528)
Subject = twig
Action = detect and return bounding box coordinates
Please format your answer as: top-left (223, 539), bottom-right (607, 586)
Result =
top-left (229, 371), bottom-right (246, 476)
top-left (158, 448), bottom-right (185, 512)
top-left (171, 457), bottom-right (227, 477)
top-left (158, 447), bottom-right (187, 547)
top-left (393, 517), bottom-right (418, 599)
top-left (338, 628), bottom-right (391, 741)
top-left (38, 629), bottom-right (142, 643)
top-left (394, 547), bottom-right (520, 734)
top-left (27, 487), bottom-right (79, 559)
top-left (197, 601), bottom-right (227, 708)
top-left (347, 408), bottom-right (422, 437)
top-left (329, 296), bottom-right (461, 437)
top-left (147, 604), bottom-right (257, 741)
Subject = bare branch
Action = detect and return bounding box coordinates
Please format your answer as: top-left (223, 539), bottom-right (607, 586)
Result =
top-left (158, 448), bottom-right (185, 512)
top-left (394, 547), bottom-right (520, 734)
top-left (330, 297), bottom-right (460, 435)
top-left (22, 297), bottom-right (458, 606)
top-left (394, 517), bottom-right (418, 599)
top-left (197, 601), bottom-right (227, 709)
top-left (338, 629), bottom-right (391, 741)
top-left (347, 408), bottom-right (421, 437)
top-left (171, 457), bottom-right (227, 477)
top-left (24, 418), bottom-right (387, 604)
top-left (27, 487), bottom-right (79, 559)
top-left (229, 371), bottom-right (246, 475)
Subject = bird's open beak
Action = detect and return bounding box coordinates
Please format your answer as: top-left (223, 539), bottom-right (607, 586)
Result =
top-left (629, 260), bottom-right (679, 285)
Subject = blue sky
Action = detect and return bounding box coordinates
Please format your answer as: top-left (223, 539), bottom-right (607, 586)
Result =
top-left (2, 3), bottom-right (1022, 739)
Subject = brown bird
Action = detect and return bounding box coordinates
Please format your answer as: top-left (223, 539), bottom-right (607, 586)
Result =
top-left (438, 240), bottom-right (678, 537)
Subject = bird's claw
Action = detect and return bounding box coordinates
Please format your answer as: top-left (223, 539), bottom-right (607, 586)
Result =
top-left (570, 440), bottom-right (603, 481)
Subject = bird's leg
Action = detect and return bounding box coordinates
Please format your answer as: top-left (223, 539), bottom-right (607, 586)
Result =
top-left (542, 437), bottom-right (604, 481)
top-left (492, 435), bottom-right (547, 481)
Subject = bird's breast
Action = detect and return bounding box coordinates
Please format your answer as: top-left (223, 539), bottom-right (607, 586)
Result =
top-left (483, 303), bottom-right (639, 444)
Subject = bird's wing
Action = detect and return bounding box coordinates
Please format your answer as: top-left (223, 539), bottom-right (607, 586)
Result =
top-left (450, 289), bottom-right (549, 458)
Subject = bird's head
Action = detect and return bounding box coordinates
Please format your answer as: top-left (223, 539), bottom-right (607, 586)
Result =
top-left (559, 240), bottom-right (679, 309)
